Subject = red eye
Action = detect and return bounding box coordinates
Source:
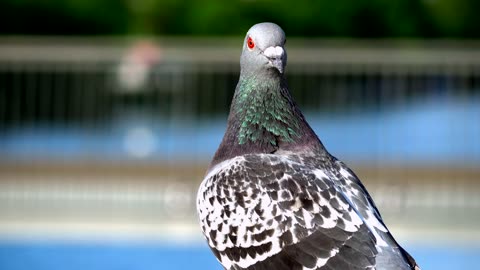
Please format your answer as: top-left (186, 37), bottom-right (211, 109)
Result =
top-left (247, 37), bottom-right (255, 49)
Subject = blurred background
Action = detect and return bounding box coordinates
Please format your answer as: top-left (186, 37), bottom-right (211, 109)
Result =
top-left (0, 0), bottom-right (479, 269)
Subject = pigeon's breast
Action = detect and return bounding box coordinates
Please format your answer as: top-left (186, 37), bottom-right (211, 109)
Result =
top-left (196, 153), bottom-right (372, 269)
top-left (197, 155), bottom-right (284, 269)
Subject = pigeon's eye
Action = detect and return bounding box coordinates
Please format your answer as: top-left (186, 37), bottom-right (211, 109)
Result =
top-left (247, 37), bottom-right (255, 50)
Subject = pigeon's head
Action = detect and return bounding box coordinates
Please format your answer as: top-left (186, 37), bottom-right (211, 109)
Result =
top-left (240, 22), bottom-right (287, 75)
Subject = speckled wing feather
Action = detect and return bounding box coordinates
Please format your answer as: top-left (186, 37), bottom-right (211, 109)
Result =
top-left (196, 153), bottom-right (413, 270)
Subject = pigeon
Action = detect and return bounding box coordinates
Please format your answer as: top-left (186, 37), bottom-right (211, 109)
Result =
top-left (197, 22), bottom-right (420, 270)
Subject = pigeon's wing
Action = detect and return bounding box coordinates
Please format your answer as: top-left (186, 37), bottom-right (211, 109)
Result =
top-left (332, 160), bottom-right (420, 269)
top-left (197, 154), bottom-right (408, 270)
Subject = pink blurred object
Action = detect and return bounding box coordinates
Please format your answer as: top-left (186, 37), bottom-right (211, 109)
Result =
top-left (117, 40), bottom-right (162, 92)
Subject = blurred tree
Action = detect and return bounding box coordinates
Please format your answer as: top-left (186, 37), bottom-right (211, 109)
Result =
top-left (0, 0), bottom-right (478, 38)
top-left (0, 0), bottom-right (129, 35)
top-left (425, 0), bottom-right (480, 38)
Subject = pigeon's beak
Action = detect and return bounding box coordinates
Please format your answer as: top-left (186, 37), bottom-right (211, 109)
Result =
top-left (263, 46), bottom-right (285, 74)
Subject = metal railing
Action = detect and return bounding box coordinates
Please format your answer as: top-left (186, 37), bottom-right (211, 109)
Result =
top-left (0, 37), bottom-right (479, 163)
top-left (0, 38), bottom-right (479, 242)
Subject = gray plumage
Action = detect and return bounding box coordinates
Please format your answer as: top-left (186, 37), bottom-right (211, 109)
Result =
top-left (197, 22), bottom-right (420, 270)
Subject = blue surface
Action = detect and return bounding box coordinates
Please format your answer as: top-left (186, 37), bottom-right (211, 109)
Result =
top-left (0, 241), bottom-right (478, 270)
top-left (0, 242), bottom-right (221, 270)
top-left (1, 96), bottom-right (479, 164)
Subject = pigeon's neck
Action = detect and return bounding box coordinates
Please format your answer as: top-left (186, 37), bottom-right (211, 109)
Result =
top-left (210, 72), bottom-right (324, 168)
top-left (235, 73), bottom-right (301, 145)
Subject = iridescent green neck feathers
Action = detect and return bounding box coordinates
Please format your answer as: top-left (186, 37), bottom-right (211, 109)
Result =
top-left (210, 72), bottom-right (324, 167)
top-left (235, 75), bottom-right (301, 147)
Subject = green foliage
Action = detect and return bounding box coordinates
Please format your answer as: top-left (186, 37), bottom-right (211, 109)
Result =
top-left (0, 0), bottom-right (478, 38)
top-left (0, 0), bottom-right (129, 35)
